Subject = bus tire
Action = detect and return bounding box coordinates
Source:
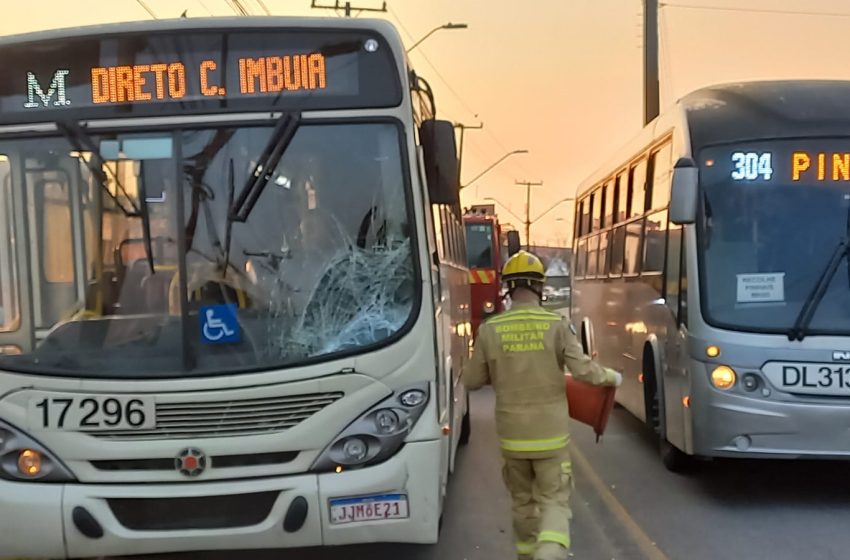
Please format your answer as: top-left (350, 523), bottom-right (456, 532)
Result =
top-left (660, 438), bottom-right (693, 473)
top-left (644, 344), bottom-right (693, 473)
top-left (459, 393), bottom-right (471, 446)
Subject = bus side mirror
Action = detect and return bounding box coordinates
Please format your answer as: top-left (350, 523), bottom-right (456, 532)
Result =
top-left (670, 157), bottom-right (698, 225)
top-left (506, 231), bottom-right (521, 256)
top-left (419, 119), bottom-right (460, 206)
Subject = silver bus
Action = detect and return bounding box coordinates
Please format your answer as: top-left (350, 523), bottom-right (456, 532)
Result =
top-left (572, 81), bottom-right (850, 470)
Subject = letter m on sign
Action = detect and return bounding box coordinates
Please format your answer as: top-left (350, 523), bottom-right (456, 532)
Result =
top-left (24, 70), bottom-right (71, 109)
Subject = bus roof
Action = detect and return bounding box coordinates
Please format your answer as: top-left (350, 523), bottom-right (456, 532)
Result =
top-left (683, 80), bottom-right (850, 150)
top-left (0, 16), bottom-right (403, 47)
top-left (576, 79), bottom-right (850, 198)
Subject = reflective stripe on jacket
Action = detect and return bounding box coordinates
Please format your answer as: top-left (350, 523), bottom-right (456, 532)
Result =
top-left (462, 301), bottom-right (617, 458)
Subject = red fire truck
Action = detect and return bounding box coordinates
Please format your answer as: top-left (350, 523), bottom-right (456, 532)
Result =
top-left (464, 205), bottom-right (506, 337)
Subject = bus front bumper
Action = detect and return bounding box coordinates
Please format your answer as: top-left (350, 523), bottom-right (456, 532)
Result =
top-left (691, 388), bottom-right (850, 459)
top-left (0, 439), bottom-right (441, 559)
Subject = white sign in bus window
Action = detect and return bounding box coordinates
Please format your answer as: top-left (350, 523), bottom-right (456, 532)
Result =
top-left (736, 273), bottom-right (785, 303)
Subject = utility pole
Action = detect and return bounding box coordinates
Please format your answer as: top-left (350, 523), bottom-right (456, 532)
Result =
top-left (644, 0), bottom-right (660, 125)
top-left (454, 121), bottom-right (484, 187)
top-left (515, 180), bottom-right (543, 250)
top-left (311, 0), bottom-right (387, 17)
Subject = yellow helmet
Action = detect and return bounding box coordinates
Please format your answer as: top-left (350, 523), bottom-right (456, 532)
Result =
top-left (502, 250), bottom-right (546, 292)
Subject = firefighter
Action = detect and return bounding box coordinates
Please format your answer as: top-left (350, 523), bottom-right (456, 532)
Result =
top-left (462, 250), bottom-right (622, 560)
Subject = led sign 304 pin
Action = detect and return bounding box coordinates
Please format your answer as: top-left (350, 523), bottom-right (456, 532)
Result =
top-left (792, 151), bottom-right (850, 182)
top-left (731, 152), bottom-right (773, 181)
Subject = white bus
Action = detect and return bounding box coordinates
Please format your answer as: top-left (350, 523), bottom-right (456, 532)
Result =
top-left (0, 17), bottom-right (471, 558)
top-left (572, 81), bottom-right (850, 471)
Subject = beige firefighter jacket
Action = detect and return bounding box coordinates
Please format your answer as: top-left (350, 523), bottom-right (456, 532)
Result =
top-left (463, 301), bottom-right (617, 458)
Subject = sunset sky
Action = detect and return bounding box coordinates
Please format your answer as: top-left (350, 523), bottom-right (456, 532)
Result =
top-left (4, 0), bottom-right (850, 245)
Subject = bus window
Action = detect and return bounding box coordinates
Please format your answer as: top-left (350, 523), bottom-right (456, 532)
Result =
top-left (629, 158), bottom-right (648, 217)
top-left (451, 214), bottom-right (462, 265)
top-left (575, 239), bottom-right (587, 278)
top-left (575, 201), bottom-right (583, 239)
top-left (40, 180), bottom-right (75, 284)
top-left (590, 191), bottom-right (600, 232)
top-left (665, 219), bottom-right (683, 322)
top-left (588, 191), bottom-right (599, 232)
top-left (610, 225), bottom-right (625, 277)
top-left (616, 171), bottom-right (628, 222)
top-left (456, 220), bottom-right (469, 266)
top-left (466, 223), bottom-right (494, 268)
top-left (623, 220), bottom-right (643, 275)
top-left (602, 180), bottom-right (613, 227)
top-left (649, 143), bottom-right (673, 210)
top-left (598, 230), bottom-right (610, 276)
top-left (587, 235), bottom-right (599, 277)
top-left (433, 206), bottom-right (445, 261)
top-left (0, 156), bottom-right (18, 332)
top-left (642, 210), bottom-right (668, 274)
top-left (441, 206), bottom-right (453, 263)
top-left (581, 197), bottom-right (591, 235)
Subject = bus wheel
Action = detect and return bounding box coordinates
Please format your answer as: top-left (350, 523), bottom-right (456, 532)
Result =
top-left (459, 393), bottom-right (471, 445)
top-left (660, 438), bottom-right (693, 473)
top-left (644, 346), bottom-right (693, 473)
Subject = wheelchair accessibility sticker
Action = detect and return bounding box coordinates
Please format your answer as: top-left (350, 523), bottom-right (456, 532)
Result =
top-left (200, 304), bottom-right (241, 344)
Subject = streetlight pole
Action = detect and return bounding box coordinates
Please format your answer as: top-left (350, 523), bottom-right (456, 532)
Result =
top-left (406, 23), bottom-right (468, 53)
top-left (454, 121), bottom-right (483, 187)
top-left (516, 180), bottom-right (543, 250)
top-left (461, 150), bottom-right (528, 190)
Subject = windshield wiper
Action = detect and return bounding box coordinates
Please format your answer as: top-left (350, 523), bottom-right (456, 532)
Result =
top-left (57, 121), bottom-right (156, 275)
top-left (788, 202), bottom-right (850, 341)
top-left (229, 112), bottom-right (300, 223)
top-left (56, 121), bottom-right (140, 217)
top-left (222, 159), bottom-right (235, 279)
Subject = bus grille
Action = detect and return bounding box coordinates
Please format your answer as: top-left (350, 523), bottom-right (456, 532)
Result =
top-left (89, 392), bottom-right (344, 440)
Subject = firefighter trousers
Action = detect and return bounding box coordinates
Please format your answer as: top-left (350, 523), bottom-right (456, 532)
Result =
top-left (502, 447), bottom-right (573, 560)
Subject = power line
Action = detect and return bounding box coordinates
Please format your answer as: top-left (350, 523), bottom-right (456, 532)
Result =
top-left (385, 5), bottom-right (533, 181)
top-left (226, 0), bottom-right (251, 15)
top-left (136, 0), bottom-right (159, 18)
top-left (386, 6), bottom-right (476, 118)
top-left (196, 0), bottom-right (215, 15)
top-left (255, 0), bottom-right (272, 15)
top-left (660, 2), bottom-right (850, 18)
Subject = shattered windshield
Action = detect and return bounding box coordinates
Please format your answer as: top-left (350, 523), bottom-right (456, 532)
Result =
top-left (0, 121), bottom-right (416, 377)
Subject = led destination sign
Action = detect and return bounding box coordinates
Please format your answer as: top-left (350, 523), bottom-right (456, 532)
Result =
top-left (85, 54), bottom-right (327, 105)
top-left (0, 29), bottom-right (400, 122)
top-left (702, 141), bottom-right (850, 186)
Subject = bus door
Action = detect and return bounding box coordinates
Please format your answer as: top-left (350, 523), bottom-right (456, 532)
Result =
top-left (0, 152), bottom-right (31, 354)
top-left (24, 154), bottom-right (89, 338)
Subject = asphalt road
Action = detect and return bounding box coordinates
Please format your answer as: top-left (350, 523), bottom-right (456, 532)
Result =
top-left (81, 384), bottom-right (850, 560)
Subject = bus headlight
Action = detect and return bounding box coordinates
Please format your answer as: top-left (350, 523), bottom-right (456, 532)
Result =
top-left (0, 420), bottom-right (75, 482)
top-left (342, 437), bottom-right (369, 462)
top-left (483, 301), bottom-right (496, 314)
top-left (711, 365), bottom-right (737, 390)
top-left (375, 409), bottom-right (400, 434)
top-left (399, 389), bottom-right (426, 407)
top-left (312, 383), bottom-right (430, 473)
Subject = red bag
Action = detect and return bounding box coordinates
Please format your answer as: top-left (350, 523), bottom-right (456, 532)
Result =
top-left (565, 373), bottom-right (616, 442)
